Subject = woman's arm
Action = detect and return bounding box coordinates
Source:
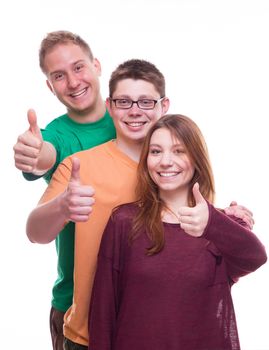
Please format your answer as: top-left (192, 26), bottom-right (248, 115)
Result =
top-left (203, 204), bottom-right (267, 280)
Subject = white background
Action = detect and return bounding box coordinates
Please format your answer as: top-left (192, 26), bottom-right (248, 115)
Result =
top-left (1, 0), bottom-right (268, 349)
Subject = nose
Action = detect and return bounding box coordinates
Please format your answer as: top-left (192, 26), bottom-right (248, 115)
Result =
top-left (128, 101), bottom-right (142, 116)
top-left (67, 72), bottom-right (79, 88)
top-left (160, 152), bottom-right (173, 167)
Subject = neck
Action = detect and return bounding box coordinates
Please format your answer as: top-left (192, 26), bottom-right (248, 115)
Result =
top-left (161, 188), bottom-right (189, 214)
top-left (67, 96), bottom-right (106, 123)
top-left (114, 138), bottom-right (143, 162)
top-left (162, 207), bottom-right (181, 224)
top-left (161, 192), bottom-right (188, 224)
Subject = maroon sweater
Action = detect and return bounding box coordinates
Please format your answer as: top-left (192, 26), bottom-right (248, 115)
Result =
top-left (89, 203), bottom-right (267, 350)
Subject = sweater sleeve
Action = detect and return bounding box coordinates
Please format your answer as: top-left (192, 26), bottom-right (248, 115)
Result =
top-left (88, 216), bottom-right (120, 350)
top-left (203, 204), bottom-right (267, 281)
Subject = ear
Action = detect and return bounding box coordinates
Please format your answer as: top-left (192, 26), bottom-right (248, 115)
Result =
top-left (161, 97), bottom-right (170, 114)
top-left (46, 80), bottom-right (55, 95)
top-left (93, 58), bottom-right (102, 76)
top-left (106, 97), bottom-right (112, 114)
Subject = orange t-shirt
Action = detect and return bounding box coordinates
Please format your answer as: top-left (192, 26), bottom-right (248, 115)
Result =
top-left (40, 140), bottom-right (138, 346)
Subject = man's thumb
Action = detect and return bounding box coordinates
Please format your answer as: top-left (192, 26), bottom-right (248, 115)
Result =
top-left (192, 182), bottom-right (206, 205)
top-left (28, 109), bottom-right (42, 139)
top-left (70, 157), bottom-right (81, 184)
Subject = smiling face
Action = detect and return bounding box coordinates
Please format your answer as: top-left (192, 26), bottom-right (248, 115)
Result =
top-left (44, 43), bottom-right (102, 120)
top-left (147, 127), bottom-right (195, 199)
top-left (107, 78), bottom-right (169, 147)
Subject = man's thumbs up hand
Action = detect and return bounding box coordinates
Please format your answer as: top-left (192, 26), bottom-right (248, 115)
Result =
top-left (13, 109), bottom-right (44, 173)
top-left (28, 109), bottom-right (43, 140)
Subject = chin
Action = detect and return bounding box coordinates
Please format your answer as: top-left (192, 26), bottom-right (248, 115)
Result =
top-left (158, 184), bottom-right (177, 191)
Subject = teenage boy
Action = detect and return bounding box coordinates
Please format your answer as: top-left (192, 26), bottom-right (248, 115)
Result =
top-left (26, 59), bottom-right (253, 350)
top-left (13, 30), bottom-right (115, 350)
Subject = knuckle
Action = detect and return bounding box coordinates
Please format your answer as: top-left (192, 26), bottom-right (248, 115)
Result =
top-left (37, 140), bottom-right (43, 150)
top-left (33, 149), bottom-right (40, 158)
top-left (192, 217), bottom-right (199, 225)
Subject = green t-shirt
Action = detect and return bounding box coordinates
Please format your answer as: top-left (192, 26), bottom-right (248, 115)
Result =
top-left (25, 110), bottom-right (116, 312)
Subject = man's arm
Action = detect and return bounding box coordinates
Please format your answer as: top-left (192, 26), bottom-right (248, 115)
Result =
top-left (26, 157), bottom-right (95, 244)
top-left (13, 109), bottom-right (56, 176)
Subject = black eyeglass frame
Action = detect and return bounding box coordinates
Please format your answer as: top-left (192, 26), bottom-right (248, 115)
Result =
top-left (110, 97), bottom-right (165, 110)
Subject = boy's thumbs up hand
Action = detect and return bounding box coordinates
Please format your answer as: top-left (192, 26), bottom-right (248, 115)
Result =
top-left (62, 157), bottom-right (95, 222)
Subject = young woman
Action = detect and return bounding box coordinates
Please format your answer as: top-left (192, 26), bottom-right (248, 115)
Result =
top-left (88, 114), bottom-right (267, 350)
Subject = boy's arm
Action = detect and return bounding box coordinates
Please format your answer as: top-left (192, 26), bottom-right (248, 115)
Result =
top-left (223, 201), bottom-right (254, 230)
top-left (13, 109), bottom-right (56, 176)
top-left (26, 157), bottom-right (95, 244)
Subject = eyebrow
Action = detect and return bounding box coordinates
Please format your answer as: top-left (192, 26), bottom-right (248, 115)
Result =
top-left (113, 94), bottom-right (158, 99)
top-left (149, 143), bottom-right (161, 147)
top-left (149, 142), bottom-right (184, 148)
top-left (49, 60), bottom-right (86, 77)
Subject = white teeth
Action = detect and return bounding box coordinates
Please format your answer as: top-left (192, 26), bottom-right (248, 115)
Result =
top-left (159, 172), bottom-right (178, 177)
top-left (126, 122), bottom-right (144, 127)
top-left (70, 88), bottom-right (87, 97)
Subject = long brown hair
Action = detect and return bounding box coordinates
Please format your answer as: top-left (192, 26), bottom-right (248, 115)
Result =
top-left (131, 114), bottom-right (215, 255)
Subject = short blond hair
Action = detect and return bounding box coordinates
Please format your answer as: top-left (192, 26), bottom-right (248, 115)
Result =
top-left (39, 30), bottom-right (94, 74)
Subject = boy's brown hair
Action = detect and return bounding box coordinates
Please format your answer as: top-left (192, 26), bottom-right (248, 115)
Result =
top-left (109, 59), bottom-right (165, 98)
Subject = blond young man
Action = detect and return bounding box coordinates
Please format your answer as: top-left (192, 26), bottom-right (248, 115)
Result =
top-left (13, 31), bottom-right (115, 350)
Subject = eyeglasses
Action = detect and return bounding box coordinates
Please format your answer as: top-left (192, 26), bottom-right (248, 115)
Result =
top-left (110, 97), bottom-right (165, 110)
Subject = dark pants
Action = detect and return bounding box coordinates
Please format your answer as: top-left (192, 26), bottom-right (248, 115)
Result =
top-left (49, 306), bottom-right (65, 350)
top-left (63, 337), bottom-right (88, 350)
